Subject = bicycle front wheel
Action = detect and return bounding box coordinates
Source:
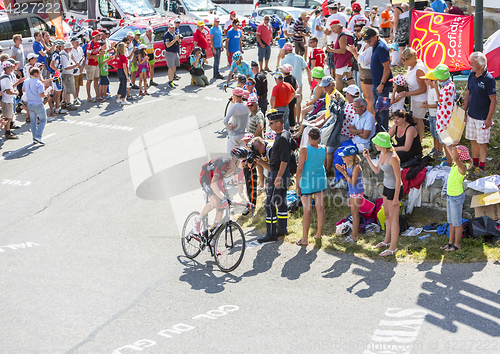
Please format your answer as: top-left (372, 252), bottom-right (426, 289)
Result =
top-left (214, 221), bottom-right (245, 272)
top-left (224, 99), bottom-right (233, 118)
top-left (181, 211), bottom-right (202, 259)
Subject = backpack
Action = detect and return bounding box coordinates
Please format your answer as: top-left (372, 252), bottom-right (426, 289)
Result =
top-left (82, 42), bottom-right (88, 59)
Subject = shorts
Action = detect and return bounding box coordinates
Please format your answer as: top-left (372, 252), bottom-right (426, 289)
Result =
top-left (52, 77), bottom-right (63, 91)
top-left (130, 61), bottom-right (138, 72)
top-left (165, 51), bottom-right (180, 68)
top-left (465, 115), bottom-right (490, 144)
top-left (74, 73), bottom-right (83, 87)
top-left (380, 27), bottom-right (390, 38)
top-left (429, 115), bottom-right (438, 138)
top-left (62, 73), bottom-right (76, 94)
top-left (258, 43), bottom-right (271, 62)
top-left (447, 192), bottom-right (465, 227)
top-left (99, 75), bottom-right (110, 86)
top-left (147, 53), bottom-right (155, 64)
top-left (294, 41), bottom-right (305, 56)
top-left (85, 64), bottom-right (100, 79)
top-left (301, 188), bottom-right (326, 197)
top-left (335, 65), bottom-right (352, 76)
top-left (411, 99), bottom-right (427, 119)
top-left (327, 52), bottom-right (335, 70)
top-left (383, 185), bottom-right (404, 201)
top-left (199, 172), bottom-right (225, 199)
top-left (350, 192), bottom-right (364, 199)
top-left (1, 101), bottom-right (14, 119)
top-left (359, 67), bottom-right (372, 85)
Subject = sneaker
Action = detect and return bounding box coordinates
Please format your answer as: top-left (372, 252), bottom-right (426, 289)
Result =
top-left (58, 109), bottom-right (68, 114)
top-left (173, 74), bottom-right (181, 80)
top-left (173, 81), bottom-right (178, 86)
top-left (145, 91), bottom-right (150, 95)
top-left (67, 104), bottom-right (77, 111)
top-left (242, 202), bottom-right (255, 216)
top-left (191, 78), bottom-right (195, 85)
top-left (116, 99), bottom-right (121, 104)
top-left (429, 148), bottom-right (436, 155)
top-left (10, 123), bottom-right (21, 129)
top-left (73, 99), bottom-right (80, 105)
top-left (470, 167), bottom-right (486, 178)
top-left (61, 102), bottom-right (68, 109)
top-left (150, 81), bottom-right (158, 86)
top-left (193, 217), bottom-right (201, 235)
top-left (215, 74), bottom-right (224, 80)
top-left (139, 91), bottom-right (145, 96)
top-left (168, 81), bottom-right (176, 89)
top-left (34, 138), bottom-right (45, 145)
top-left (126, 96), bottom-right (135, 101)
top-left (131, 84), bottom-right (139, 90)
top-left (5, 131), bottom-right (18, 139)
top-left (433, 150), bottom-right (444, 158)
top-left (121, 100), bottom-right (132, 105)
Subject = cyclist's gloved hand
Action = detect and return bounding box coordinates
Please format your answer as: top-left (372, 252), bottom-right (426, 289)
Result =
top-left (223, 84), bottom-right (228, 92)
top-left (220, 197), bottom-right (232, 208)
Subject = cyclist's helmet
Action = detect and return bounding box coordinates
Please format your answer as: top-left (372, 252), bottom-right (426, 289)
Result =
top-left (232, 51), bottom-right (242, 61)
top-left (230, 147), bottom-right (249, 160)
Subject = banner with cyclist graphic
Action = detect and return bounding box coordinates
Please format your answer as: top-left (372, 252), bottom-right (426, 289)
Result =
top-left (410, 10), bottom-right (474, 72)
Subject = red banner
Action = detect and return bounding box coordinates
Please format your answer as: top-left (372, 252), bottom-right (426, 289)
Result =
top-left (410, 10), bottom-right (474, 72)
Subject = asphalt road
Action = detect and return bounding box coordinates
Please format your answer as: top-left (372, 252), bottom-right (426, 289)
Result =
top-left (1, 48), bottom-right (500, 354)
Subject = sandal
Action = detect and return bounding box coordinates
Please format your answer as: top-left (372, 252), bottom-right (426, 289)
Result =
top-left (379, 249), bottom-right (398, 257)
top-left (445, 245), bottom-right (461, 252)
top-left (25, 118), bottom-right (30, 123)
top-left (440, 243), bottom-right (453, 250)
top-left (295, 239), bottom-right (308, 246)
top-left (344, 235), bottom-right (357, 243)
top-left (373, 241), bottom-right (390, 249)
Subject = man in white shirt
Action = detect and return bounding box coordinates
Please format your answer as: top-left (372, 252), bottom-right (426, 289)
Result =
top-left (324, 3), bottom-right (347, 77)
top-left (70, 38), bottom-right (85, 104)
top-left (1, 62), bottom-right (24, 139)
top-left (348, 2), bottom-right (369, 31)
top-left (312, 9), bottom-right (325, 49)
top-left (60, 42), bottom-right (79, 110)
top-left (350, 97), bottom-right (375, 152)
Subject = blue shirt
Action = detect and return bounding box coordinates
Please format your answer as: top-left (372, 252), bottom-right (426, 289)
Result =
top-left (281, 53), bottom-right (308, 87)
top-left (24, 77), bottom-right (44, 105)
top-left (226, 28), bottom-right (242, 53)
top-left (210, 26), bottom-right (223, 48)
top-left (33, 41), bottom-right (45, 64)
top-left (467, 69), bottom-right (497, 121)
top-left (431, 0), bottom-right (446, 13)
top-left (163, 30), bottom-right (179, 53)
top-left (230, 60), bottom-right (253, 78)
top-left (370, 39), bottom-right (393, 87)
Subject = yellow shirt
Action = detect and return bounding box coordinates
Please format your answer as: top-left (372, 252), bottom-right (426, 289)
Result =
top-left (325, 89), bottom-right (346, 119)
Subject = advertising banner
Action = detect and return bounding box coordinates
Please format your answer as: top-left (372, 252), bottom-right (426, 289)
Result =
top-left (410, 10), bottom-right (474, 72)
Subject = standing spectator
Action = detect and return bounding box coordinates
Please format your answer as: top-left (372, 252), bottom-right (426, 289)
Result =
top-left (434, 64), bottom-right (455, 166)
top-left (370, 6), bottom-right (381, 29)
top-left (189, 47), bottom-right (209, 87)
top-left (421, 71), bottom-right (442, 158)
top-left (444, 0), bottom-right (464, 15)
top-left (11, 34), bottom-right (24, 78)
top-left (308, 37), bottom-right (325, 69)
top-left (363, 132), bottom-right (402, 257)
top-left (392, 3), bottom-right (410, 56)
top-left (365, 28), bottom-right (393, 131)
top-left (33, 32), bottom-right (46, 66)
top-left (258, 110), bottom-right (292, 243)
top-left (100, 28), bottom-right (112, 51)
top-left (49, 40), bottom-right (67, 115)
top-left (277, 15), bottom-right (294, 67)
top-left (210, 17), bottom-right (224, 79)
top-left (380, 4), bottom-right (392, 38)
top-left (270, 71), bottom-right (296, 131)
top-left (115, 42), bottom-right (131, 105)
top-left (281, 43), bottom-right (310, 123)
top-left (397, 48), bottom-right (428, 142)
top-left (348, 2), bottom-right (369, 31)
top-left (163, 23), bottom-right (181, 89)
top-left (350, 97), bottom-right (375, 152)
top-left (430, 0), bottom-right (447, 13)
top-left (295, 127), bottom-right (327, 245)
top-left (464, 52), bottom-right (497, 177)
top-left (226, 20), bottom-right (243, 66)
top-left (1, 61), bottom-right (24, 139)
top-left (141, 27), bottom-right (157, 86)
top-left (60, 42), bottom-right (79, 110)
top-left (281, 64), bottom-right (299, 128)
top-left (136, 44), bottom-right (149, 95)
top-left (292, 11), bottom-right (309, 58)
top-left (312, 9), bottom-right (325, 49)
top-left (24, 66), bottom-right (48, 144)
top-left (130, 30), bottom-right (141, 89)
top-left (247, 96), bottom-right (264, 138)
top-left (70, 38), bottom-right (84, 105)
top-left (85, 30), bottom-right (102, 103)
top-left (225, 11), bottom-right (237, 36)
top-left (193, 21), bottom-right (209, 57)
top-left (256, 15), bottom-right (273, 72)
top-left (97, 41), bottom-right (114, 100)
top-left (223, 88), bottom-right (249, 154)
top-left (324, 3), bottom-right (347, 77)
top-left (251, 61), bottom-right (268, 114)
top-left (329, 20), bottom-right (355, 92)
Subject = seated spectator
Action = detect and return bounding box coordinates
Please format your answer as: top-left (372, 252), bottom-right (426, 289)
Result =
top-left (349, 97), bottom-right (375, 152)
top-left (189, 47), bottom-right (209, 87)
top-left (389, 109), bottom-right (422, 164)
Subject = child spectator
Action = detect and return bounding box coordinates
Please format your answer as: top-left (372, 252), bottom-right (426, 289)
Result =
top-left (389, 43), bottom-right (400, 67)
top-left (390, 74), bottom-right (406, 115)
top-left (440, 144), bottom-right (470, 252)
top-left (97, 41), bottom-right (114, 101)
top-left (136, 44), bottom-right (150, 95)
top-left (434, 64), bottom-right (455, 165)
top-left (336, 145), bottom-right (364, 243)
top-left (421, 70), bottom-right (442, 158)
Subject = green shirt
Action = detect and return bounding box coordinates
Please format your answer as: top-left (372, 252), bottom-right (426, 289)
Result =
top-left (98, 52), bottom-right (110, 76)
top-left (447, 163), bottom-right (465, 196)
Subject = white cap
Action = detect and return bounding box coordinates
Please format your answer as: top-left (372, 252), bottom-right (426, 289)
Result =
top-left (26, 53), bottom-right (39, 60)
top-left (343, 84), bottom-right (360, 96)
top-left (127, 31), bottom-right (134, 37)
top-left (64, 42), bottom-right (72, 49)
top-left (138, 44), bottom-right (146, 50)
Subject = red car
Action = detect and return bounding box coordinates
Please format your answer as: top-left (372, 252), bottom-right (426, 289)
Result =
top-left (108, 18), bottom-right (213, 72)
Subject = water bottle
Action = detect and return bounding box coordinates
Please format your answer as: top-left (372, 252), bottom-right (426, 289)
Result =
top-left (418, 234), bottom-right (431, 241)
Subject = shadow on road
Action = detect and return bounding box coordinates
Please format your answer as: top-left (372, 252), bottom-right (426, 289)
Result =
top-left (281, 247), bottom-right (318, 280)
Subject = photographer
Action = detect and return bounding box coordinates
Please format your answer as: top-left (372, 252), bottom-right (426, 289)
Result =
top-left (189, 47), bottom-right (209, 87)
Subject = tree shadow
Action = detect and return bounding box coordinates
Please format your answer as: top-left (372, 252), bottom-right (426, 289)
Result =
top-left (322, 252), bottom-right (397, 298)
top-left (281, 247), bottom-right (318, 280)
top-left (177, 256), bottom-right (241, 294)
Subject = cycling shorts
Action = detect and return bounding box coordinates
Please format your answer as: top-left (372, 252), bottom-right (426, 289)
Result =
top-left (200, 171), bottom-right (225, 199)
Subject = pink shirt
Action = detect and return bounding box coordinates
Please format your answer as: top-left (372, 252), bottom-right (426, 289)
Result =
top-left (257, 23), bottom-right (273, 46)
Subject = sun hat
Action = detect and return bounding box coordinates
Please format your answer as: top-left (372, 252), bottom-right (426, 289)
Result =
top-left (372, 132), bottom-right (392, 148)
top-left (91, 30), bottom-right (101, 37)
top-left (134, 30), bottom-right (141, 35)
top-left (26, 53), bottom-right (38, 60)
top-left (433, 64), bottom-right (450, 80)
top-left (242, 133), bottom-right (255, 141)
top-left (1, 61), bottom-right (14, 69)
top-left (420, 70), bottom-right (437, 80)
top-left (138, 44), bottom-right (146, 50)
top-left (390, 74), bottom-right (407, 86)
top-left (267, 109), bottom-right (284, 121)
top-left (456, 145), bottom-right (471, 161)
top-left (283, 43), bottom-right (293, 51)
top-left (232, 88), bottom-right (245, 96)
top-left (311, 67), bottom-right (325, 79)
top-left (319, 76), bottom-right (335, 87)
top-left (388, 43), bottom-right (399, 51)
top-left (280, 64), bottom-right (293, 73)
top-left (64, 42), bottom-right (72, 49)
top-left (300, 11), bottom-right (308, 17)
top-left (265, 130), bottom-right (276, 140)
top-left (339, 145), bottom-right (358, 157)
top-left (343, 84), bottom-right (360, 96)
top-left (246, 97), bottom-right (258, 106)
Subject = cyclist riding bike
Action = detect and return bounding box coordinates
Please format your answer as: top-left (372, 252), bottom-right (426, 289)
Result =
top-left (194, 147), bottom-right (249, 236)
top-left (224, 51), bottom-right (254, 89)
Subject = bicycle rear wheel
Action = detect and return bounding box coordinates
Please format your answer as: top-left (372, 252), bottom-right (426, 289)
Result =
top-left (181, 211), bottom-right (202, 259)
top-left (214, 221), bottom-right (245, 272)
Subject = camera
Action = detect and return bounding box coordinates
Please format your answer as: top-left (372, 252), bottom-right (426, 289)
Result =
top-left (178, 33), bottom-right (184, 41)
top-left (73, 68), bottom-right (79, 74)
top-left (246, 142), bottom-right (260, 165)
top-left (200, 51), bottom-right (206, 59)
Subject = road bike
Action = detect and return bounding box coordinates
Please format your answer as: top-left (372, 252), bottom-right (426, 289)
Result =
top-left (181, 200), bottom-right (246, 272)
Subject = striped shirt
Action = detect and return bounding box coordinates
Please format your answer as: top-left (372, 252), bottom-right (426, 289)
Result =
top-left (292, 18), bottom-right (305, 43)
top-left (248, 110), bottom-right (264, 136)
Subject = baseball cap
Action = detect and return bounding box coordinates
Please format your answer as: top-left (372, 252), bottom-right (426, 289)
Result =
top-left (197, 21), bottom-right (204, 26)
top-left (232, 88), bottom-right (245, 96)
top-left (330, 19), bottom-right (341, 26)
top-left (456, 145), bottom-right (471, 161)
top-left (100, 28), bottom-right (110, 35)
top-left (280, 64), bottom-right (293, 73)
top-left (168, 22), bottom-right (175, 28)
top-left (134, 30), bottom-right (141, 35)
top-left (338, 145), bottom-right (358, 157)
top-left (273, 72), bottom-right (284, 79)
top-left (230, 10), bottom-right (236, 15)
top-left (352, 2), bottom-right (362, 12)
top-left (283, 43), bottom-right (293, 51)
top-left (251, 60), bottom-right (259, 67)
top-left (363, 27), bottom-right (379, 41)
top-left (54, 39), bottom-right (65, 46)
top-left (213, 17), bottom-right (220, 22)
top-left (64, 42), bottom-right (72, 49)
top-left (237, 74), bottom-right (247, 82)
top-left (174, 18), bottom-right (181, 23)
top-left (242, 133), bottom-right (255, 142)
top-left (246, 97), bottom-right (258, 106)
top-left (146, 26), bottom-right (153, 32)
top-left (420, 71), bottom-right (437, 80)
top-left (26, 53), bottom-right (39, 60)
top-left (138, 44), bottom-right (147, 50)
top-left (127, 31), bottom-right (134, 37)
top-left (343, 85), bottom-right (360, 96)
top-left (7, 58), bottom-right (18, 65)
top-left (91, 30), bottom-right (101, 38)
top-left (319, 76), bottom-right (335, 87)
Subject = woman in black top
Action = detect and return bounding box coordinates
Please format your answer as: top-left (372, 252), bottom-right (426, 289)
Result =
top-left (388, 110), bottom-right (422, 164)
top-left (282, 65), bottom-right (298, 128)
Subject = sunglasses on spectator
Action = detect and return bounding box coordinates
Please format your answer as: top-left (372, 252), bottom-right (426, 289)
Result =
top-left (246, 82), bottom-right (254, 85)
top-left (354, 29), bottom-right (361, 32)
